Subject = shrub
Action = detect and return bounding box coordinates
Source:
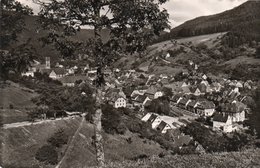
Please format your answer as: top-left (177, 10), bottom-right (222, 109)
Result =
top-left (35, 145), bottom-right (58, 165)
top-left (47, 129), bottom-right (69, 148)
top-left (116, 123), bottom-right (127, 134)
top-left (9, 104), bottom-right (14, 109)
top-left (27, 109), bottom-right (41, 122)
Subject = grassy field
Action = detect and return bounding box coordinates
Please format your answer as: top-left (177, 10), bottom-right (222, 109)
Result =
top-left (0, 81), bottom-right (38, 109)
top-left (101, 149), bottom-right (260, 168)
top-left (0, 117), bottom-right (167, 168)
top-left (0, 117), bottom-right (83, 168)
top-left (0, 109), bottom-right (30, 124)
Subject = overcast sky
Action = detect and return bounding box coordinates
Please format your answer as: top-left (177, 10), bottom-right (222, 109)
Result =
top-left (18, 0), bottom-right (248, 28)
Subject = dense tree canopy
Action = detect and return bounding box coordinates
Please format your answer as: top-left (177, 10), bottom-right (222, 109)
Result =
top-left (36, 0), bottom-right (170, 71)
top-left (35, 0), bottom-right (170, 166)
top-left (0, 0), bottom-right (34, 79)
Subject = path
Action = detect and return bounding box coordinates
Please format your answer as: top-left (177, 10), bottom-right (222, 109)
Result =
top-left (2, 116), bottom-right (75, 129)
top-left (55, 114), bottom-right (87, 168)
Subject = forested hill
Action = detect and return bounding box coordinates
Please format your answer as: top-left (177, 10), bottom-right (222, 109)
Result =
top-left (156, 1), bottom-right (260, 44)
top-left (15, 15), bottom-right (111, 63)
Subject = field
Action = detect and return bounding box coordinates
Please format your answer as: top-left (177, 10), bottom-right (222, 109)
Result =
top-left (0, 117), bottom-right (167, 168)
top-left (0, 81), bottom-right (38, 109)
top-left (101, 148), bottom-right (260, 168)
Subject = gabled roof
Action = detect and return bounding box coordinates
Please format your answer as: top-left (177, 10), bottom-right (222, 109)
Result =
top-left (197, 101), bottom-right (215, 109)
top-left (171, 95), bottom-right (182, 102)
top-left (178, 98), bottom-right (189, 105)
top-left (187, 100), bottom-right (197, 108)
top-left (156, 121), bottom-right (168, 131)
top-left (147, 114), bottom-right (158, 123)
top-left (106, 88), bottom-right (126, 102)
top-left (220, 102), bottom-right (246, 113)
top-left (182, 86), bottom-right (191, 94)
top-left (53, 68), bottom-right (66, 75)
top-left (135, 95), bottom-right (148, 103)
top-left (146, 86), bottom-right (158, 95)
top-left (144, 99), bottom-right (152, 107)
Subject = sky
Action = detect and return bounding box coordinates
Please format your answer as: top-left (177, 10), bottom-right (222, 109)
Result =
top-left (18, 0), bottom-right (248, 28)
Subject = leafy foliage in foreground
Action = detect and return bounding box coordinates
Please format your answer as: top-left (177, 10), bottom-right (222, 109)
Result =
top-left (101, 149), bottom-right (260, 168)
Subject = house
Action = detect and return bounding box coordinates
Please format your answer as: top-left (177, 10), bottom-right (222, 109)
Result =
top-left (181, 82), bottom-right (189, 87)
top-left (213, 112), bottom-right (233, 133)
top-left (195, 100), bottom-right (215, 116)
top-left (49, 68), bottom-right (66, 79)
top-left (87, 69), bottom-right (97, 80)
top-left (114, 97), bottom-right (127, 108)
top-left (104, 69), bottom-right (112, 77)
top-left (141, 113), bottom-right (153, 122)
top-left (133, 95), bottom-right (151, 107)
top-left (156, 121), bottom-right (174, 133)
top-left (21, 70), bottom-right (34, 77)
top-left (131, 90), bottom-right (146, 99)
top-left (106, 88), bottom-right (127, 108)
top-left (154, 91), bottom-right (164, 99)
top-left (151, 116), bottom-right (163, 129)
top-left (177, 98), bottom-right (191, 109)
top-left (147, 113), bottom-right (158, 124)
top-left (171, 95), bottom-right (182, 105)
top-left (211, 82), bottom-right (222, 92)
top-left (58, 75), bottom-right (89, 87)
top-left (145, 86), bottom-right (163, 99)
top-left (182, 86), bottom-right (191, 95)
top-left (202, 74), bottom-right (207, 80)
top-left (190, 87), bottom-right (202, 96)
top-left (186, 100), bottom-right (199, 113)
top-left (200, 80), bottom-right (209, 86)
top-left (220, 102), bottom-right (246, 122)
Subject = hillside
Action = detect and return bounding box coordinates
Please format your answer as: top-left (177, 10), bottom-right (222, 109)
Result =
top-left (0, 117), bottom-right (167, 168)
top-left (101, 149), bottom-right (260, 168)
top-left (156, 1), bottom-right (260, 43)
top-left (115, 32), bottom-right (260, 80)
top-left (0, 81), bottom-right (37, 109)
top-left (14, 15), bottom-right (111, 64)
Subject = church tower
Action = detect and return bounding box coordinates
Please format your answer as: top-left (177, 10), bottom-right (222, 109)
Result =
top-left (45, 57), bottom-right (50, 69)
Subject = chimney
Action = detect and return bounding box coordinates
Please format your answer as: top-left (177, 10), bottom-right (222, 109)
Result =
top-left (45, 57), bottom-right (50, 69)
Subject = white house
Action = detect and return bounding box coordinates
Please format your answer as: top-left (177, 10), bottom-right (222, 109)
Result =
top-left (213, 113), bottom-right (233, 133)
top-left (48, 68), bottom-right (66, 79)
top-left (195, 101), bottom-right (215, 117)
top-left (154, 91), bottom-right (163, 99)
top-left (114, 97), bottom-right (126, 108)
top-left (21, 70), bottom-right (34, 77)
top-left (141, 113), bottom-right (153, 122)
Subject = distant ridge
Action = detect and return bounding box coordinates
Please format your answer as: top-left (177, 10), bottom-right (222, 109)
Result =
top-left (156, 1), bottom-right (260, 43)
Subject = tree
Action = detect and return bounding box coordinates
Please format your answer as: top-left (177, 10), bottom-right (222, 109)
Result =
top-left (256, 46), bottom-right (260, 58)
top-left (0, 0), bottom-right (34, 79)
top-left (35, 0), bottom-right (170, 166)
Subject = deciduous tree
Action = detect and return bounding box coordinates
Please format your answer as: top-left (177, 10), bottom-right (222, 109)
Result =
top-left (35, 0), bottom-right (170, 166)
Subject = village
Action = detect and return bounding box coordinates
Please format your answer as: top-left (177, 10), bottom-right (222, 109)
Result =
top-left (21, 56), bottom-right (256, 137)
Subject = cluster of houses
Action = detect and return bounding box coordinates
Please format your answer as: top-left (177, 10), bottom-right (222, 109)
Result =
top-left (141, 113), bottom-right (189, 134)
top-left (22, 57), bottom-right (256, 134)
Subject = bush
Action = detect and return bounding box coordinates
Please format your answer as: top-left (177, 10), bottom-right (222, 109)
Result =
top-left (9, 104), bottom-right (14, 109)
top-left (35, 145), bottom-right (58, 165)
top-left (116, 123), bottom-right (127, 134)
top-left (47, 129), bottom-right (69, 148)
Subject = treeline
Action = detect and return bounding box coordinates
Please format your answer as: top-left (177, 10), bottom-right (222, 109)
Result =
top-left (153, 1), bottom-right (260, 46)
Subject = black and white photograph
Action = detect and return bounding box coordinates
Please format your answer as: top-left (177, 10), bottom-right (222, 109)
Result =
top-left (1, 0), bottom-right (260, 167)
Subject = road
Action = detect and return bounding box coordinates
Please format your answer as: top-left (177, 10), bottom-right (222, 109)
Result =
top-left (2, 116), bottom-right (80, 129)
